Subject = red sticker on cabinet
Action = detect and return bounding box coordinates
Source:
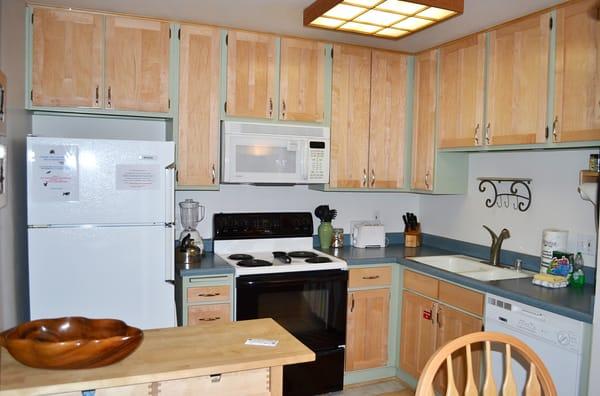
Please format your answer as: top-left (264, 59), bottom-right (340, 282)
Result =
top-left (423, 310), bottom-right (432, 320)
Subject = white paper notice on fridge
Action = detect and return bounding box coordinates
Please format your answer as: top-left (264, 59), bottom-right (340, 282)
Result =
top-left (116, 164), bottom-right (160, 190)
top-left (32, 144), bottom-right (79, 202)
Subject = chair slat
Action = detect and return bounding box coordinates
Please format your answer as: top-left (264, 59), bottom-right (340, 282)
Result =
top-left (464, 344), bottom-right (478, 396)
top-left (525, 362), bottom-right (542, 396)
top-left (502, 344), bottom-right (518, 396)
top-left (445, 355), bottom-right (459, 396)
top-left (482, 341), bottom-right (497, 396)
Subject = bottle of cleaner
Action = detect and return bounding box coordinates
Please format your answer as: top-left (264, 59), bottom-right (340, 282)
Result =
top-left (570, 252), bottom-right (585, 288)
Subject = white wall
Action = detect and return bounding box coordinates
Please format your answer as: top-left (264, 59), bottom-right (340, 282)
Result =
top-left (176, 186), bottom-right (419, 241)
top-left (0, 0), bottom-right (31, 330)
top-left (421, 149), bottom-right (598, 267)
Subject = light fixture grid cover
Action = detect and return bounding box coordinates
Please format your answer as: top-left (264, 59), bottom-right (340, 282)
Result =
top-left (304, 0), bottom-right (463, 39)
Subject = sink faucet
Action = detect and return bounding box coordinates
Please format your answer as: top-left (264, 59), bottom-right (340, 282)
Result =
top-left (483, 225), bottom-right (511, 266)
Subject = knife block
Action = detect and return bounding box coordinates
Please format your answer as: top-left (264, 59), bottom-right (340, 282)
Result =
top-left (404, 224), bottom-right (421, 248)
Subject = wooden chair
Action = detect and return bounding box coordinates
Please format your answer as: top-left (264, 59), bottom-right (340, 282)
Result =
top-left (415, 331), bottom-right (557, 396)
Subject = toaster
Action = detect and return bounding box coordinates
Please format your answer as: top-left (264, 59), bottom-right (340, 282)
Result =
top-left (352, 222), bottom-right (386, 248)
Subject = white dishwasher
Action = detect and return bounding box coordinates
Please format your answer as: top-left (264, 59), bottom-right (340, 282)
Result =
top-left (485, 294), bottom-right (589, 396)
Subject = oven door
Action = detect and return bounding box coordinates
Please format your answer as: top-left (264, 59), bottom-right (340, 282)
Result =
top-left (236, 269), bottom-right (347, 351)
top-left (222, 133), bottom-right (309, 184)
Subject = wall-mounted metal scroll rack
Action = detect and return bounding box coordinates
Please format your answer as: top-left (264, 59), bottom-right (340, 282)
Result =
top-left (477, 177), bottom-right (532, 212)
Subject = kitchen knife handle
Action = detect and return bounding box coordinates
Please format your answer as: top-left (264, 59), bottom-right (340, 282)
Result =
top-left (474, 123), bottom-right (480, 145)
top-left (362, 169), bottom-right (367, 187)
top-left (197, 292), bottom-right (221, 297)
top-left (370, 169), bottom-right (375, 187)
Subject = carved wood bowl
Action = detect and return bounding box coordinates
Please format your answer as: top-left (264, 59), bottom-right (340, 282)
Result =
top-left (0, 317), bottom-right (143, 369)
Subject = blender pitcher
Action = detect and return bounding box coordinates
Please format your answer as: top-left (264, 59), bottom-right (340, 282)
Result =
top-left (179, 199), bottom-right (205, 254)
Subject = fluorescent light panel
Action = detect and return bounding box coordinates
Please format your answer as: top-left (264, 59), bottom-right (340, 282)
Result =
top-left (305, 0), bottom-right (462, 39)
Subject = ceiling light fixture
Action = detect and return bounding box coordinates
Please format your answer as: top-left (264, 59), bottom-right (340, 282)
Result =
top-left (304, 0), bottom-right (463, 39)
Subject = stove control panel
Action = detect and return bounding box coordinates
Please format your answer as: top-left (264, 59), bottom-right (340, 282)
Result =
top-left (214, 212), bottom-right (314, 240)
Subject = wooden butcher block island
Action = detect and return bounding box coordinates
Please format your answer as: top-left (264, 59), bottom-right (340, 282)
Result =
top-left (0, 319), bottom-right (315, 396)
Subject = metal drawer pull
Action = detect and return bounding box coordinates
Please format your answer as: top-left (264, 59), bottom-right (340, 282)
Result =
top-left (197, 292), bottom-right (220, 297)
top-left (350, 294), bottom-right (355, 312)
top-left (95, 85), bottom-right (99, 105)
top-left (424, 171), bottom-right (430, 189)
top-left (552, 116), bottom-right (558, 142)
top-left (268, 98), bottom-right (273, 118)
top-left (107, 86), bottom-right (112, 108)
top-left (199, 317), bottom-right (221, 321)
top-left (370, 169), bottom-right (375, 187)
top-left (211, 164), bottom-right (216, 184)
top-left (282, 100), bottom-right (286, 118)
top-left (362, 275), bottom-right (380, 280)
top-left (485, 122), bottom-right (491, 144)
top-left (210, 374), bottom-right (222, 383)
top-left (362, 169), bottom-right (367, 187)
top-left (474, 123), bottom-right (480, 145)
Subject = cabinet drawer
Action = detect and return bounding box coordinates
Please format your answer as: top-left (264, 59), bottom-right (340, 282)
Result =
top-left (158, 368), bottom-right (270, 395)
top-left (188, 304), bottom-right (230, 325)
top-left (349, 266), bottom-right (392, 288)
top-left (403, 270), bottom-right (438, 299)
top-left (438, 281), bottom-right (484, 316)
top-left (187, 285), bottom-right (230, 303)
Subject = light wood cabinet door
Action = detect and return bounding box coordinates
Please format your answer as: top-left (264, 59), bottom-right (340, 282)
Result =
top-left (226, 30), bottom-right (276, 119)
top-left (438, 34), bottom-right (486, 148)
top-left (399, 291), bottom-right (437, 378)
top-left (330, 44), bottom-right (371, 188)
top-left (279, 38), bottom-right (325, 122)
top-left (434, 305), bottom-right (483, 394)
top-left (31, 8), bottom-right (103, 108)
top-left (554, 0), bottom-right (600, 143)
top-left (411, 50), bottom-right (437, 191)
top-left (346, 288), bottom-right (390, 371)
top-left (486, 13), bottom-right (550, 145)
top-left (178, 25), bottom-right (220, 187)
top-left (105, 16), bottom-right (170, 113)
top-left (368, 50), bottom-right (408, 189)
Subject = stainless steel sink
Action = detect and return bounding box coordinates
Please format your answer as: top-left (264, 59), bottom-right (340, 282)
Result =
top-left (409, 255), bottom-right (533, 281)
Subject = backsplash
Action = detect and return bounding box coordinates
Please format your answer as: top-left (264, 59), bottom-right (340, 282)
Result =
top-left (421, 149), bottom-right (599, 267)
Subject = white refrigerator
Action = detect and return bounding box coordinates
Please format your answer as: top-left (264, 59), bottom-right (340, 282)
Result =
top-left (27, 136), bottom-right (176, 330)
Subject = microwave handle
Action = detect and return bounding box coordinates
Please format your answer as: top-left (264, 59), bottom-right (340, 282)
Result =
top-left (301, 144), bottom-right (308, 180)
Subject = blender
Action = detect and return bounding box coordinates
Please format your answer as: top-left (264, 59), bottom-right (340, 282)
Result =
top-left (178, 199), bottom-right (205, 256)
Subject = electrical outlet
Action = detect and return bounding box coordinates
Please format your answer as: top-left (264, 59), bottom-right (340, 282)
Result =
top-left (576, 234), bottom-right (596, 256)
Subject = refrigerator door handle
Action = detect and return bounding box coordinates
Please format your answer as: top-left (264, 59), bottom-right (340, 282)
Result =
top-left (165, 223), bottom-right (175, 282)
top-left (165, 163), bottom-right (176, 225)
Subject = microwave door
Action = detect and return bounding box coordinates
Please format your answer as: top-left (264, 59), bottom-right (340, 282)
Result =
top-left (223, 135), bottom-right (305, 183)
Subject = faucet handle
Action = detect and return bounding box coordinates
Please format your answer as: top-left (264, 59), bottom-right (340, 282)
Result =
top-left (514, 259), bottom-right (523, 272)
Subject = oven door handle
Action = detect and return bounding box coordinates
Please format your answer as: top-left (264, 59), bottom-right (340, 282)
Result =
top-left (237, 273), bottom-right (347, 287)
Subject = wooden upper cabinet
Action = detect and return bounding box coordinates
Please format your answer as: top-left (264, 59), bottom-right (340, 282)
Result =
top-left (330, 44), bottom-right (371, 188)
top-left (31, 8), bottom-right (103, 108)
top-left (226, 30), bottom-right (276, 119)
top-left (105, 16), bottom-right (170, 113)
top-left (177, 25), bottom-right (220, 187)
top-left (411, 50), bottom-right (437, 191)
top-left (438, 34), bottom-right (485, 148)
top-left (369, 50), bottom-right (408, 189)
top-left (554, 0), bottom-right (600, 143)
top-left (346, 288), bottom-right (390, 371)
top-left (279, 38), bottom-right (325, 122)
top-left (486, 13), bottom-right (550, 145)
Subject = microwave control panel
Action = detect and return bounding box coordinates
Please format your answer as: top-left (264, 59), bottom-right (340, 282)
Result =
top-left (308, 141), bottom-right (328, 181)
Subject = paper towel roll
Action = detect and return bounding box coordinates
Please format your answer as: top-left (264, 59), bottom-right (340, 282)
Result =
top-left (541, 229), bottom-right (568, 272)
top-left (578, 182), bottom-right (598, 205)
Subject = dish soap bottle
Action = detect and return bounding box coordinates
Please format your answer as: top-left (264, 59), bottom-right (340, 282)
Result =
top-left (570, 252), bottom-right (585, 288)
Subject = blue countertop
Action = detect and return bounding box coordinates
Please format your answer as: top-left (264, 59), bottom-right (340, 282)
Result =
top-left (319, 244), bottom-right (595, 323)
top-left (176, 253), bottom-right (234, 277)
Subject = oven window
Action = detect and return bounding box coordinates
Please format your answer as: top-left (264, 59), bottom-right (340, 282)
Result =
top-left (236, 270), bottom-right (347, 350)
top-left (235, 145), bottom-right (297, 174)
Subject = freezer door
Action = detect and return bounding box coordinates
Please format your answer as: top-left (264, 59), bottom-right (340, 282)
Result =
top-left (28, 226), bottom-right (176, 330)
top-left (27, 137), bottom-right (175, 225)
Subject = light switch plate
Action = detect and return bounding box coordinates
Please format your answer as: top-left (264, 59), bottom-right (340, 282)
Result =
top-left (576, 233), bottom-right (596, 256)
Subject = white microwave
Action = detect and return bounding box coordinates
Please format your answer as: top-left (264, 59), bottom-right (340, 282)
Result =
top-left (221, 121), bottom-right (330, 184)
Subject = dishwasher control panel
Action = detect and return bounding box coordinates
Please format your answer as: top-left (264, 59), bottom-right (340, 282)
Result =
top-left (485, 295), bottom-right (584, 352)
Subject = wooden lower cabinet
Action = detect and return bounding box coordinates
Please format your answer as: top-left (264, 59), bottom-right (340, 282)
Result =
top-left (399, 291), bottom-right (438, 377)
top-left (346, 288), bottom-right (390, 371)
top-left (400, 271), bottom-right (483, 392)
top-left (176, 274), bottom-right (234, 326)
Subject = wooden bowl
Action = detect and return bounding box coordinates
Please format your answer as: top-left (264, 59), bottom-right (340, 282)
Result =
top-left (0, 317), bottom-right (143, 369)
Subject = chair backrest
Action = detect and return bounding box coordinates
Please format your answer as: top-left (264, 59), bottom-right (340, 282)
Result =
top-left (415, 331), bottom-right (557, 396)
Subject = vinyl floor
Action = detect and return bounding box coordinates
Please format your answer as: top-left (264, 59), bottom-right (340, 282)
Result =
top-left (323, 378), bottom-right (415, 396)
